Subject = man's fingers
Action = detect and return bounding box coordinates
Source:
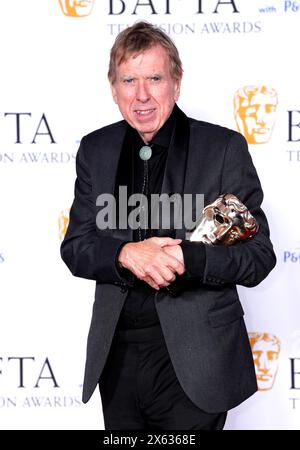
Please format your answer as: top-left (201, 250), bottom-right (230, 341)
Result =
top-left (158, 265), bottom-right (176, 284)
top-left (175, 262), bottom-right (185, 275)
top-left (167, 252), bottom-right (186, 275)
top-left (152, 237), bottom-right (182, 247)
top-left (143, 276), bottom-right (160, 290)
top-left (147, 250), bottom-right (184, 278)
top-left (117, 239), bottom-right (185, 282)
top-left (145, 266), bottom-right (168, 287)
top-left (162, 253), bottom-right (185, 275)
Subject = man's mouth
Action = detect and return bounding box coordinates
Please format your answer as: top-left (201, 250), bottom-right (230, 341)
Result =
top-left (134, 108), bottom-right (156, 116)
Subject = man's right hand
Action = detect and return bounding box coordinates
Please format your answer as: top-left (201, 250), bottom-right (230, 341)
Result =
top-left (117, 237), bottom-right (185, 290)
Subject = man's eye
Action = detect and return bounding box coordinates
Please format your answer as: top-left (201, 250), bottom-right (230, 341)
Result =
top-left (123, 78), bottom-right (134, 84)
top-left (151, 76), bottom-right (161, 82)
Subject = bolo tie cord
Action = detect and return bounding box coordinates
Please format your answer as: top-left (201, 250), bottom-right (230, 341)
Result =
top-left (138, 145), bottom-right (152, 241)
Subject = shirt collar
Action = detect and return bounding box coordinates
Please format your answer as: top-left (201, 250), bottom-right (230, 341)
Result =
top-left (130, 104), bottom-right (177, 150)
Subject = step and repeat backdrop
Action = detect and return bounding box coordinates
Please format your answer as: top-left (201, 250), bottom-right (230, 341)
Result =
top-left (0, 0), bottom-right (299, 430)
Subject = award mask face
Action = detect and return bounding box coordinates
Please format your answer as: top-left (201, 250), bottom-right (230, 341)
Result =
top-left (190, 193), bottom-right (259, 245)
top-left (58, 0), bottom-right (94, 17)
top-left (234, 85), bottom-right (278, 145)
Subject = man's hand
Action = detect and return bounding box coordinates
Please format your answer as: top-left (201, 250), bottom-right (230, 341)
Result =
top-left (163, 244), bottom-right (184, 266)
top-left (118, 237), bottom-right (185, 290)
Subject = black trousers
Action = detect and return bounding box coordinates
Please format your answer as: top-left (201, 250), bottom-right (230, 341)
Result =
top-left (99, 324), bottom-right (227, 430)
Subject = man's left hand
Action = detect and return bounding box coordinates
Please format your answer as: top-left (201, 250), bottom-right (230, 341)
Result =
top-left (163, 245), bottom-right (185, 267)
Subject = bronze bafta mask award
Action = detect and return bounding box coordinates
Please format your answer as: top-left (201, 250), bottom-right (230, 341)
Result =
top-left (190, 193), bottom-right (259, 245)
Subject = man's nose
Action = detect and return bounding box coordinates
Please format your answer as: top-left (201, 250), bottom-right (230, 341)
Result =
top-left (136, 80), bottom-right (150, 102)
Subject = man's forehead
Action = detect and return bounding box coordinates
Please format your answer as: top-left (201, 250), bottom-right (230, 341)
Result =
top-left (117, 45), bottom-right (168, 67)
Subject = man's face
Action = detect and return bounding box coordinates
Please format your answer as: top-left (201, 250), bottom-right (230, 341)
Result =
top-left (239, 93), bottom-right (277, 144)
top-left (59, 0), bottom-right (94, 17)
top-left (110, 45), bottom-right (181, 143)
top-left (252, 340), bottom-right (280, 390)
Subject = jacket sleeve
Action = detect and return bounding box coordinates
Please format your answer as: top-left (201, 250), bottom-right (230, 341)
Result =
top-left (183, 132), bottom-right (276, 288)
top-left (60, 136), bottom-right (130, 285)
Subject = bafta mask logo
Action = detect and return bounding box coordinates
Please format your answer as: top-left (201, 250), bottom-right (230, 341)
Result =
top-left (234, 86), bottom-right (278, 144)
top-left (249, 332), bottom-right (281, 391)
top-left (58, 0), bottom-right (95, 17)
top-left (58, 208), bottom-right (70, 241)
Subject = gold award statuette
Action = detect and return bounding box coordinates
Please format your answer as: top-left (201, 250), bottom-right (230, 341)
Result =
top-left (190, 193), bottom-right (259, 245)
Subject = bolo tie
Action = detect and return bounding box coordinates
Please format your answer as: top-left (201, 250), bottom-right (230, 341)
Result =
top-left (138, 143), bottom-right (173, 295)
top-left (137, 144), bottom-right (152, 241)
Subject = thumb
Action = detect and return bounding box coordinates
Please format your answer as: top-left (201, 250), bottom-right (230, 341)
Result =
top-left (153, 237), bottom-right (182, 247)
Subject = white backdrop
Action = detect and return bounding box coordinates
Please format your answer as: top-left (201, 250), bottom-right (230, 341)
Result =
top-left (1, 0), bottom-right (300, 430)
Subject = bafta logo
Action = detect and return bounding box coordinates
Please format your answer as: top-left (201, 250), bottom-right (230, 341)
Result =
top-left (58, 0), bottom-right (95, 17)
top-left (234, 86), bottom-right (278, 144)
top-left (58, 208), bottom-right (70, 241)
top-left (249, 332), bottom-right (281, 391)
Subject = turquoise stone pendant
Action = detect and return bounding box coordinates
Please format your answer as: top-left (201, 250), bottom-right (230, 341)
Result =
top-left (139, 145), bottom-right (152, 161)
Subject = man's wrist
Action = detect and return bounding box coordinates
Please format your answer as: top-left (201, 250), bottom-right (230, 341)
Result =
top-left (180, 241), bottom-right (206, 279)
top-left (116, 242), bottom-right (128, 271)
top-left (115, 242), bottom-right (134, 286)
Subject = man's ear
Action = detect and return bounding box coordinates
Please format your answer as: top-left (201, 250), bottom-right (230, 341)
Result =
top-left (110, 81), bottom-right (118, 105)
top-left (174, 76), bottom-right (182, 102)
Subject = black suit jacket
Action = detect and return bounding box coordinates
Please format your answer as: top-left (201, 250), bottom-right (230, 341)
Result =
top-left (60, 106), bottom-right (276, 413)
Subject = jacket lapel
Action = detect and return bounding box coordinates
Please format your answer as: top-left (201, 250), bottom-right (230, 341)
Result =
top-left (160, 104), bottom-right (189, 195)
top-left (97, 121), bottom-right (127, 197)
top-left (159, 105), bottom-right (190, 240)
top-left (109, 126), bottom-right (134, 243)
top-left (94, 120), bottom-right (133, 241)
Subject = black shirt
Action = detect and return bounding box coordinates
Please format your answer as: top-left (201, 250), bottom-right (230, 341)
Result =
top-left (115, 105), bottom-right (205, 330)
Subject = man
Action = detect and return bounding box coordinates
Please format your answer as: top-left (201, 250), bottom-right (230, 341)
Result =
top-left (61, 21), bottom-right (276, 430)
top-left (233, 85), bottom-right (278, 145)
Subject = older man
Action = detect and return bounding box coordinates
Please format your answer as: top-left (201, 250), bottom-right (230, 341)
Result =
top-left (61, 21), bottom-right (276, 430)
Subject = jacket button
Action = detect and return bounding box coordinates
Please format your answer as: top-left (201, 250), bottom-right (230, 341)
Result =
top-left (120, 286), bottom-right (128, 293)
